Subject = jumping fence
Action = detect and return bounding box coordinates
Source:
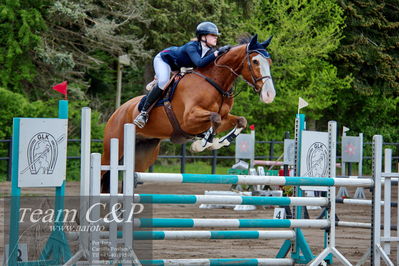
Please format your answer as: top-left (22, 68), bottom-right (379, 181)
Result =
top-left (1, 138), bottom-right (398, 179)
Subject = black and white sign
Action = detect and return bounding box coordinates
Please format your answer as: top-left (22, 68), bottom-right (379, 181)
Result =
top-left (18, 118), bottom-right (68, 187)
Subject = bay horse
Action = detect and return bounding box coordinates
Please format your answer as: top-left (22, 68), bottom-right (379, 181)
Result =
top-left (101, 34), bottom-right (276, 192)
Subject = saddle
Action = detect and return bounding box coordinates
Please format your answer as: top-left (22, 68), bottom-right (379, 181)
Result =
top-left (139, 69), bottom-right (195, 144)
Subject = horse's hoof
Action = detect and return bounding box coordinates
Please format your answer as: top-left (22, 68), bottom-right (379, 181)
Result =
top-left (207, 138), bottom-right (224, 150)
top-left (190, 140), bottom-right (210, 152)
top-left (208, 138), bottom-right (230, 150)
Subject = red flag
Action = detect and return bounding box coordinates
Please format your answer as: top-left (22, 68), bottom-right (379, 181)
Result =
top-left (249, 124), bottom-right (255, 131)
top-left (52, 81), bottom-right (68, 96)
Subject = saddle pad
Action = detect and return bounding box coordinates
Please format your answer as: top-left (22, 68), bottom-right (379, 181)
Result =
top-left (138, 74), bottom-right (183, 111)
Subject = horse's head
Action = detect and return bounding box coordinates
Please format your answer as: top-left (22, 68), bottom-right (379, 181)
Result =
top-left (241, 34), bottom-right (276, 103)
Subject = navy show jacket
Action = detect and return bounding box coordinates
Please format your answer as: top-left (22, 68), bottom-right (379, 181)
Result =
top-left (160, 41), bottom-right (216, 71)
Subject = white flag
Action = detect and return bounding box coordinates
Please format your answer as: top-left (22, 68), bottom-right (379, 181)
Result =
top-left (343, 126), bottom-right (350, 133)
top-left (298, 97), bottom-right (309, 113)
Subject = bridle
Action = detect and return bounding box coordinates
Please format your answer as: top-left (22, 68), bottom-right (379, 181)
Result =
top-left (214, 45), bottom-right (272, 93)
top-left (246, 49), bottom-right (272, 93)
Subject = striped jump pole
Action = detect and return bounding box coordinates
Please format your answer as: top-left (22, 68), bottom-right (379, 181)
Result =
top-left (135, 172), bottom-right (374, 187)
top-left (133, 218), bottom-right (329, 229)
top-left (98, 218), bottom-right (329, 229)
top-left (68, 230), bottom-right (296, 241)
top-left (99, 193), bottom-right (329, 206)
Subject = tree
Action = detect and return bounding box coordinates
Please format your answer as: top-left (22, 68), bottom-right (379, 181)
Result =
top-left (36, 0), bottom-right (151, 99)
top-left (327, 0), bottom-right (399, 142)
top-left (0, 0), bottom-right (48, 94)
top-left (233, 0), bottom-right (350, 140)
top-left (1, 0), bottom-right (152, 103)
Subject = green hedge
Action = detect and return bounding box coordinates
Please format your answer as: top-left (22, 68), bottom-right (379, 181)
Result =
top-left (0, 88), bottom-right (105, 181)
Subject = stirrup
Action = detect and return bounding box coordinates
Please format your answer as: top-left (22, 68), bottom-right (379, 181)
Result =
top-left (134, 111), bottom-right (149, 128)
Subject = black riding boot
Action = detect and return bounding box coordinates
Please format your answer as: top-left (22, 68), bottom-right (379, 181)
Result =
top-left (134, 85), bottom-right (163, 128)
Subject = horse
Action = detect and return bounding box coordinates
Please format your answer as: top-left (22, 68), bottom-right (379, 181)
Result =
top-left (101, 34), bottom-right (276, 192)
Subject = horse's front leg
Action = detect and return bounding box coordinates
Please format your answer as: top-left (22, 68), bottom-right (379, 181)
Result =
top-left (190, 111), bottom-right (221, 153)
top-left (208, 113), bottom-right (247, 150)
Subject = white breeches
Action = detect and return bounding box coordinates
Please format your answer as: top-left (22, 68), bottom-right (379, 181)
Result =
top-left (153, 53), bottom-right (171, 90)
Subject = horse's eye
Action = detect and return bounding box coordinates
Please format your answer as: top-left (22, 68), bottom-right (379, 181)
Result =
top-left (253, 59), bottom-right (259, 65)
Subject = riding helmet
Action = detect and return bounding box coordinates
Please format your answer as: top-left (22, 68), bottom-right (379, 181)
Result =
top-left (196, 22), bottom-right (220, 37)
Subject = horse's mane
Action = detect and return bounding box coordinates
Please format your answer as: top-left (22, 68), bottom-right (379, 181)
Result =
top-left (236, 33), bottom-right (253, 45)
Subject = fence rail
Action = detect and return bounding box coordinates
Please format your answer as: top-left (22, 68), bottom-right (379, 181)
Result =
top-left (1, 138), bottom-right (398, 180)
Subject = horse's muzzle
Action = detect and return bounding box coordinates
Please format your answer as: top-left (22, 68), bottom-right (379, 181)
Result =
top-left (260, 79), bottom-right (276, 103)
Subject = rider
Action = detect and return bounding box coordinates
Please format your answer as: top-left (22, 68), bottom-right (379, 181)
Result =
top-left (134, 21), bottom-right (230, 128)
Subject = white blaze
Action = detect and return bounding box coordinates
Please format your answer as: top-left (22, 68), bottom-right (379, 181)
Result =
top-left (253, 54), bottom-right (276, 103)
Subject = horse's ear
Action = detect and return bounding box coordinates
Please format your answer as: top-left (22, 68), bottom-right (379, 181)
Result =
top-left (261, 36), bottom-right (273, 48)
top-left (248, 34), bottom-right (258, 50)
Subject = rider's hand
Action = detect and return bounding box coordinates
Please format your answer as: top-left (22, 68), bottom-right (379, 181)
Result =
top-left (217, 45), bottom-right (231, 56)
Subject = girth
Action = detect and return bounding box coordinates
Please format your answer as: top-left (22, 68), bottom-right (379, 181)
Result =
top-left (163, 100), bottom-right (195, 144)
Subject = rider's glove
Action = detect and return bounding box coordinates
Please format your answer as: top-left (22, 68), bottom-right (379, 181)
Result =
top-left (217, 45), bottom-right (231, 56)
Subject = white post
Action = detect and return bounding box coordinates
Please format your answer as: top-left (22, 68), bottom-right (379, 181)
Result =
top-left (89, 153), bottom-right (102, 263)
top-left (329, 121), bottom-right (337, 248)
top-left (109, 139), bottom-right (119, 261)
top-left (329, 122), bottom-right (350, 264)
top-left (383, 149), bottom-right (392, 254)
top-left (80, 107), bottom-right (91, 259)
top-left (372, 135), bottom-right (383, 266)
top-left (123, 124), bottom-right (135, 265)
top-left (81, 107), bottom-right (91, 197)
top-left (309, 121), bottom-right (351, 266)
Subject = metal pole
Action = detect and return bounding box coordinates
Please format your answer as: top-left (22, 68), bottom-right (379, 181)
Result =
top-left (7, 140), bottom-right (12, 181)
top-left (116, 61), bottom-right (122, 108)
top-left (284, 131), bottom-right (290, 176)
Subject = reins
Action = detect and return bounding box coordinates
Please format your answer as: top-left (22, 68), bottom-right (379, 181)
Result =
top-left (191, 71), bottom-right (233, 98)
